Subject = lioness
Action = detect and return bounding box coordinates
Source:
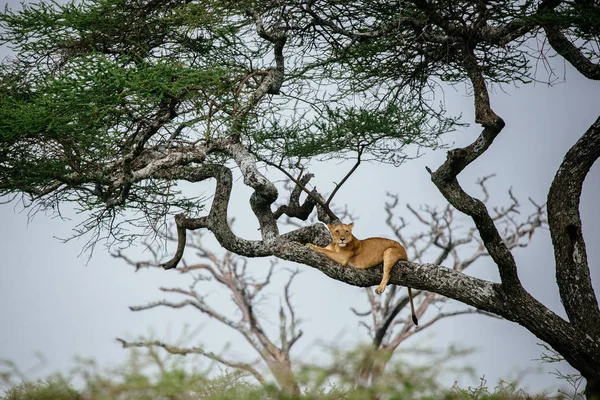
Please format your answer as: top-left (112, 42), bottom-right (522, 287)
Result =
top-left (307, 222), bottom-right (418, 325)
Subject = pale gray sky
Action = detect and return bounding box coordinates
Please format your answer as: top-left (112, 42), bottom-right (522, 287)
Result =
top-left (1, 1), bottom-right (599, 395)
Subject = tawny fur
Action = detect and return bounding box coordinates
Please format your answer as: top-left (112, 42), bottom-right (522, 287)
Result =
top-left (307, 222), bottom-right (418, 325)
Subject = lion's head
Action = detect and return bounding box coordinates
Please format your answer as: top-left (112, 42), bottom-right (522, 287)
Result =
top-left (327, 222), bottom-right (354, 247)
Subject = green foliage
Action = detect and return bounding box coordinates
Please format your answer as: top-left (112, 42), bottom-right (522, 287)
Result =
top-left (4, 0), bottom-right (595, 246)
top-left (0, 53), bottom-right (230, 185)
top-left (0, 0), bottom-right (464, 246)
top-left (0, 0), bottom-right (233, 63)
top-left (284, 1), bottom-right (537, 93)
top-left (442, 377), bottom-right (564, 400)
top-left (0, 0), bottom-right (251, 241)
top-left (251, 100), bottom-right (458, 165)
top-left (0, 377), bottom-right (564, 400)
top-left (529, 2), bottom-right (600, 64)
top-left (293, 344), bottom-right (474, 399)
top-left (3, 378), bottom-right (81, 400)
top-left (0, 346), bottom-right (563, 400)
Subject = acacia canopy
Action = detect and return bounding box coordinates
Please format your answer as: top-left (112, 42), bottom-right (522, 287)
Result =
top-left (1, 0), bottom-right (600, 397)
top-left (0, 0), bottom-right (450, 241)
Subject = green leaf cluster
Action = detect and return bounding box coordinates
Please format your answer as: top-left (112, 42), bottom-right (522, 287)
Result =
top-left (0, 0), bottom-right (464, 244)
top-left (0, 0), bottom-right (245, 221)
top-left (251, 100), bottom-right (458, 165)
top-left (0, 53), bottom-right (229, 189)
top-left (0, 0), bottom-right (235, 64)
top-left (2, 378), bottom-right (81, 400)
top-left (0, 0), bottom-right (252, 249)
top-left (0, 344), bottom-right (564, 400)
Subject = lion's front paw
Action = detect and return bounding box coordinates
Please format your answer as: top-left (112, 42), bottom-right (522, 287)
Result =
top-left (375, 285), bottom-right (386, 294)
top-left (305, 243), bottom-right (317, 250)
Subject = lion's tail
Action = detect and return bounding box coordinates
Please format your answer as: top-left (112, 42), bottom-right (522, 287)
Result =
top-left (408, 287), bottom-right (418, 326)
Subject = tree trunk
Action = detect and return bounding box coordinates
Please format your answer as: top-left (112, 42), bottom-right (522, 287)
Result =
top-left (586, 377), bottom-right (600, 400)
top-left (266, 358), bottom-right (300, 395)
top-left (357, 347), bottom-right (392, 388)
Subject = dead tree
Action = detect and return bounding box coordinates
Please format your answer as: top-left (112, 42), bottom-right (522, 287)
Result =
top-left (356, 177), bottom-right (547, 385)
top-left (115, 235), bottom-right (302, 395)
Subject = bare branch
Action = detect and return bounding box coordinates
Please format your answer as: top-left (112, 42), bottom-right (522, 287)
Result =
top-left (325, 148), bottom-right (363, 206)
top-left (123, 234), bottom-right (303, 394)
top-left (116, 338), bottom-right (268, 388)
top-left (274, 171), bottom-right (317, 220)
top-left (390, 308), bottom-right (503, 345)
top-left (259, 156), bottom-right (339, 223)
top-left (129, 299), bottom-right (198, 312)
top-left (358, 171), bottom-right (549, 382)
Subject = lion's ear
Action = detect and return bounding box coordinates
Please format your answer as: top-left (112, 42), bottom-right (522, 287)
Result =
top-left (327, 224), bottom-right (334, 231)
top-left (348, 222), bottom-right (354, 229)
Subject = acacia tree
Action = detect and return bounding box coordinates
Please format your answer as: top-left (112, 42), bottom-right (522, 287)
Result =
top-left (1, 0), bottom-right (599, 397)
top-left (286, 1), bottom-right (600, 395)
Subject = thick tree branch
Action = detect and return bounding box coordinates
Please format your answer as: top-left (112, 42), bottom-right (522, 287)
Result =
top-left (547, 115), bottom-right (600, 336)
top-left (158, 163), bottom-right (272, 269)
top-left (428, 44), bottom-right (521, 291)
top-left (276, 241), bottom-right (600, 376)
top-left (367, 178), bottom-right (546, 372)
top-left (273, 172), bottom-right (317, 220)
top-left (259, 157), bottom-right (339, 223)
top-left (278, 224), bottom-right (331, 247)
top-left (228, 142), bottom-right (279, 241)
top-left (544, 26), bottom-right (600, 80)
top-left (274, 242), bottom-right (503, 313)
top-left (537, 0), bottom-right (600, 81)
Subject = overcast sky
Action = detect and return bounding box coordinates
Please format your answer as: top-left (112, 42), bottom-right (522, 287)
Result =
top-left (1, 1), bottom-right (599, 395)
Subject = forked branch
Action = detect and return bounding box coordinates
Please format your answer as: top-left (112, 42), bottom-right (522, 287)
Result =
top-left (260, 156), bottom-right (339, 222)
top-left (356, 176), bottom-right (547, 383)
top-left (116, 339), bottom-right (268, 388)
top-left (118, 234), bottom-right (302, 394)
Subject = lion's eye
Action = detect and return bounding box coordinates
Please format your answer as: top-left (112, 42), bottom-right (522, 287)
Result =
top-left (334, 230), bottom-right (339, 233)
